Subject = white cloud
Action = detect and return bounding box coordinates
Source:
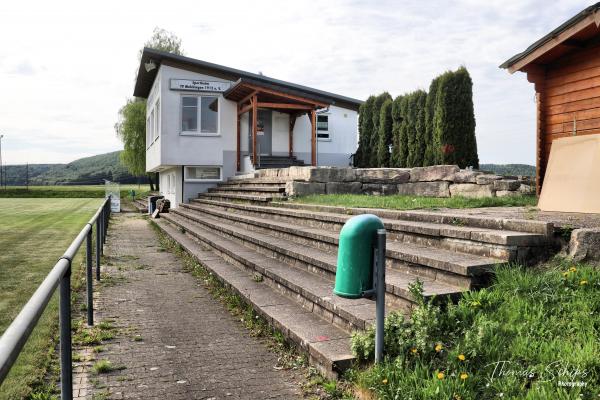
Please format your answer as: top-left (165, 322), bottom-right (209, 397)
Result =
top-left (0, 0), bottom-right (591, 165)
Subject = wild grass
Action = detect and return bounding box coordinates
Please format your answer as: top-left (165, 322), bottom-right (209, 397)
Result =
top-left (0, 184), bottom-right (152, 199)
top-left (0, 198), bottom-right (102, 399)
top-left (351, 258), bottom-right (600, 399)
top-left (289, 194), bottom-right (537, 210)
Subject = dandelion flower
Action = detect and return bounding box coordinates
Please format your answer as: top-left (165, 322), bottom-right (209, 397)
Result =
top-left (460, 373), bottom-right (469, 380)
top-left (562, 271), bottom-right (569, 277)
top-left (411, 348), bottom-right (418, 354)
top-left (435, 344), bottom-right (443, 352)
top-left (458, 354), bottom-right (466, 361)
top-left (382, 378), bottom-right (388, 384)
top-left (437, 372), bottom-right (445, 380)
top-left (570, 266), bottom-right (577, 273)
top-left (580, 280), bottom-right (588, 285)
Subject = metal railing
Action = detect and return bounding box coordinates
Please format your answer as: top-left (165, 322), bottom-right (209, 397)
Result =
top-left (0, 197), bottom-right (112, 400)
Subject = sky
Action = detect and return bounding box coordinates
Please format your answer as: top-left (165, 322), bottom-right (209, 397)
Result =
top-left (0, 0), bottom-right (590, 165)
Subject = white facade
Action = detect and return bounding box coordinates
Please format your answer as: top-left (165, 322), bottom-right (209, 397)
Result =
top-left (145, 63), bottom-right (359, 207)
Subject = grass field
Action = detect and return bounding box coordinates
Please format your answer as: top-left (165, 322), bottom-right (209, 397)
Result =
top-left (289, 194), bottom-right (538, 210)
top-left (0, 198), bottom-right (102, 399)
top-left (0, 184), bottom-right (152, 199)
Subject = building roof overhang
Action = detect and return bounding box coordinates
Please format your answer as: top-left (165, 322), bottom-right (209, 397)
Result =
top-left (500, 2), bottom-right (600, 73)
top-left (133, 48), bottom-right (363, 111)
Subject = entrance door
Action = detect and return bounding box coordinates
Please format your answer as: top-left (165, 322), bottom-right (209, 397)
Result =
top-left (249, 110), bottom-right (272, 156)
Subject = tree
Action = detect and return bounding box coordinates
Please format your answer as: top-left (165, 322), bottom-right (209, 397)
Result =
top-left (116, 27), bottom-right (185, 190)
top-left (376, 99), bottom-right (393, 167)
top-left (390, 95), bottom-right (403, 167)
top-left (369, 92), bottom-right (392, 166)
top-left (407, 90), bottom-right (428, 167)
top-left (423, 76), bottom-right (442, 166)
top-left (355, 96), bottom-right (375, 167)
top-left (396, 96), bottom-right (410, 167)
top-left (433, 67), bottom-right (478, 168)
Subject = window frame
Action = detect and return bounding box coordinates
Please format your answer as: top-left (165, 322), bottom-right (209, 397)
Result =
top-left (180, 94), bottom-right (220, 136)
top-left (184, 165), bottom-right (222, 182)
top-left (316, 113), bottom-right (331, 142)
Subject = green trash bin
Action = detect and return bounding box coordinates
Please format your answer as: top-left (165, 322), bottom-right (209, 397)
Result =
top-left (334, 214), bottom-right (385, 298)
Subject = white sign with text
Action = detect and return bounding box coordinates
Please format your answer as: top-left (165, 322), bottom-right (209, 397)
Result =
top-left (170, 79), bottom-right (231, 92)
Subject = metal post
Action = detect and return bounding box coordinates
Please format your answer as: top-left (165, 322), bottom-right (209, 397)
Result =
top-left (85, 228), bottom-right (93, 326)
top-left (59, 265), bottom-right (72, 400)
top-left (95, 218), bottom-right (101, 281)
top-left (374, 229), bottom-right (386, 364)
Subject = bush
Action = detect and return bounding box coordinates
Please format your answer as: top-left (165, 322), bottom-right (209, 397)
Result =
top-left (352, 261), bottom-right (600, 399)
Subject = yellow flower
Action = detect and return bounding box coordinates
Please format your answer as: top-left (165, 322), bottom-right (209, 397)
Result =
top-left (580, 280), bottom-right (588, 286)
top-left (570, 266), bottom-right (577, 273)
top-left (437, 372), bottom-right (445, 380)
top-left (435, 343), bottom-right (443, 352)
top-left (562, 271), bottom-right (569, 277)
top-left (458, 354), bottom-right (466, 361)
top-left (460, 373), bottom-right (469, 380)
top-left (411, 348), bottom-right (418, 354)
top-left (382, 378), bottom-right (388, 384)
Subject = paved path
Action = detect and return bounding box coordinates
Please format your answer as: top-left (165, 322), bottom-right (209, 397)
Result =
top-left (84, 213), bottom-right (303, 399)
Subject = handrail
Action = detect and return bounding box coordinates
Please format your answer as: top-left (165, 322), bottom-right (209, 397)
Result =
top-left (0, 196), bottom-right (112, 400)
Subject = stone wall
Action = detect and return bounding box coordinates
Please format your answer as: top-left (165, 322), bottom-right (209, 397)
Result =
top-left (248, 165), bottom-right (535, 198)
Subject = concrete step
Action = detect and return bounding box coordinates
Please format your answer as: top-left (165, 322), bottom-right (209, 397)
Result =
top-left (189, 198), bottom-right (546, 265)
top-left (166, 208), bottom-right (463, 304)
top-left (179, 203), bottom-right (501, 289)
top-left (197, 192), bottom-right (277, 203)
top-left (132, 199), bottom-right (148, 213)
top-left (153, 217), bottom-right (354, 379)
top-left (210, 186), bottom-right (286, 193)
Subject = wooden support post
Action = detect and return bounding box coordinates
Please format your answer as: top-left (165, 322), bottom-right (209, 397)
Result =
top-left (289, 113), bottom-right (297, 158)
top-left (310, 109), bottom-right (316, 166)
top-left (252, 95), bottom-right (258, 166)
top-left (236, 113), bottom-right (241, 171)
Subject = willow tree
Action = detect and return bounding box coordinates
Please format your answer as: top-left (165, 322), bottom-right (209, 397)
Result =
top-left (115, 27), bottom-right (184, 189)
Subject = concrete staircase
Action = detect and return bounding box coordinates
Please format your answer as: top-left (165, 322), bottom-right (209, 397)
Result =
top-left (153, 180), bottom-right (553, 378)
top-left (256, 155), bottom-right (306, 169)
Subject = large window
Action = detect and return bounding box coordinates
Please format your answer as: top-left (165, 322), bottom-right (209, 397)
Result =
top-left (181, 96), bottom-right (219, 135)
top-left (184, 166), bottom-right (222, 182)
top-left (316, 114), bottom-right (330, 140)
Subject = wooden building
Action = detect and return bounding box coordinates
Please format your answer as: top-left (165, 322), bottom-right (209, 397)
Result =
top-left (501, 3), bottom-right (600, 194)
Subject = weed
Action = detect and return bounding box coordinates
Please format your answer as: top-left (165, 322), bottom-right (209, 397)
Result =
top-left (92, 360), bottom-right (125, 374)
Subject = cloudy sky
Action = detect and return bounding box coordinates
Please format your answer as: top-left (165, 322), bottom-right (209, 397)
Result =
top-left (0, 0), bottom-right (590, 165)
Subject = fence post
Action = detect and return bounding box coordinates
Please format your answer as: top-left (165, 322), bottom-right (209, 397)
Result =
top-left (59, 263), bottom-right (73, 400)
top-left (86, 227), bottom-right (93, 326)
top-left (96, 212), bottom-right (102, 280)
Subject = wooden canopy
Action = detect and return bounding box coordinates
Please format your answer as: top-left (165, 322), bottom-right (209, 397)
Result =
top-left (224, 79), bottom-right (329, 170)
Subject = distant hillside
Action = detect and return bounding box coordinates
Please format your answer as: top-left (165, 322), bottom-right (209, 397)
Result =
top-left (479, 164), bottom-right (536, 177)
top-left (4, 151), bottom-right (148, 185)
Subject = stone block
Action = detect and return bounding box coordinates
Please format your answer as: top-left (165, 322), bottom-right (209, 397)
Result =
top-left (569, 228), bottom-right (600, 263)
top-left (476, 174), bottom-right (503, 185)
top-left (258, 168), bottom-right (282, 178)
top-left (325, 182), bottom-right (363, 194)
top-left (287, 166), bottom-right (316, 181)
top-left (519, 184), bottom-right (536, 195)
top-left (355, 168), bottom-right (410, 183)
top-left (493, 179), bottom-right (520, 191)
top-left (450, 183), bottom-right (495, 198)
top-left (496, 190), bottom-right (520, 197)
top-left (453, 170), bottom-right (483, 183)
top-left (285, 181), bottom-right (325, 196)
top-left (397, 181), bottom-right (450, 197)
top-left (310, 167), bottom-right (356, 182)
top-left (362, 184), bottom-right (399, 195)
top-left (409, 165), bottom-right (459, 182)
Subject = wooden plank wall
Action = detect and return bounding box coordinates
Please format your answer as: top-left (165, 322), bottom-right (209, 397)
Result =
top-left (544, 43), bottom-right (600, 164)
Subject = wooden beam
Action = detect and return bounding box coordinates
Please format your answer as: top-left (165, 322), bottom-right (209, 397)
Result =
top-left (536, 83), bottom-right (547, 196)
top-left (252, 95), bottom-right (258, 166)
top-left (238, 90), bottom-right (258, 108)
top-left (289, 112), bottom-right (298, 158)
top-left (242, 83), bottom-right (328, 108)
top-left (238, 103), bottom-right (252, 115)
top-left (257, 102), bottom-right (313, 110)
top-left (310, 109), bottom-right (316, 166)
top-left (236, 113), bottom-right (241, 172)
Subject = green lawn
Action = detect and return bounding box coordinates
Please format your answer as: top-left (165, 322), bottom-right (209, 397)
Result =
top-left (351, 259), bottom-right (600, 399)
top-left (0, 198), bottom-right (102, 399)
top-left (0, 184), bottom-right (152, 199)
top-left (289, 194), bottom-right (538, 210)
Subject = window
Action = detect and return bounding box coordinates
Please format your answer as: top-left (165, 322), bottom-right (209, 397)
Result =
top-left (181, 96), bottom-right (219, 134)
top-left (184, 166), bottom-right (222, 182)
top-left (154, 99), bottom-right (160, 140)
top-left (316, 114), bottom-right (330, 140)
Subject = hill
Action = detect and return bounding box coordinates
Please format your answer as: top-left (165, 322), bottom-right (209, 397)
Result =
top-left (479, 163), bottom-right (535, 177)
top-left (3, 151), bottom-right (148, 185)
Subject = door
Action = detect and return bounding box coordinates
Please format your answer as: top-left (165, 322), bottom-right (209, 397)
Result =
top-left (248, 110), bottom-right (272, 156)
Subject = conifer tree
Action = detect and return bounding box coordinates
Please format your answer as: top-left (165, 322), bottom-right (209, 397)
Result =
top-left (356, 96), bottom-right (375, 167)
top-left (370, 92), bottom-right (392, 167)
top-left (397, 96), bottom-right (410, 167)
top-left (407, 90), bottom-right (427, 167)
top-left (376, 99), bottom-right (393, 167)
top-left (390, 95), bottom-right (404, 167)
top-left (424, 75), bottom-right (442, 166)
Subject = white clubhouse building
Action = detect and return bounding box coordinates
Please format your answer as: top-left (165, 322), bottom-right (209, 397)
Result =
top-left (134, 48), bottom-right (362, 206)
